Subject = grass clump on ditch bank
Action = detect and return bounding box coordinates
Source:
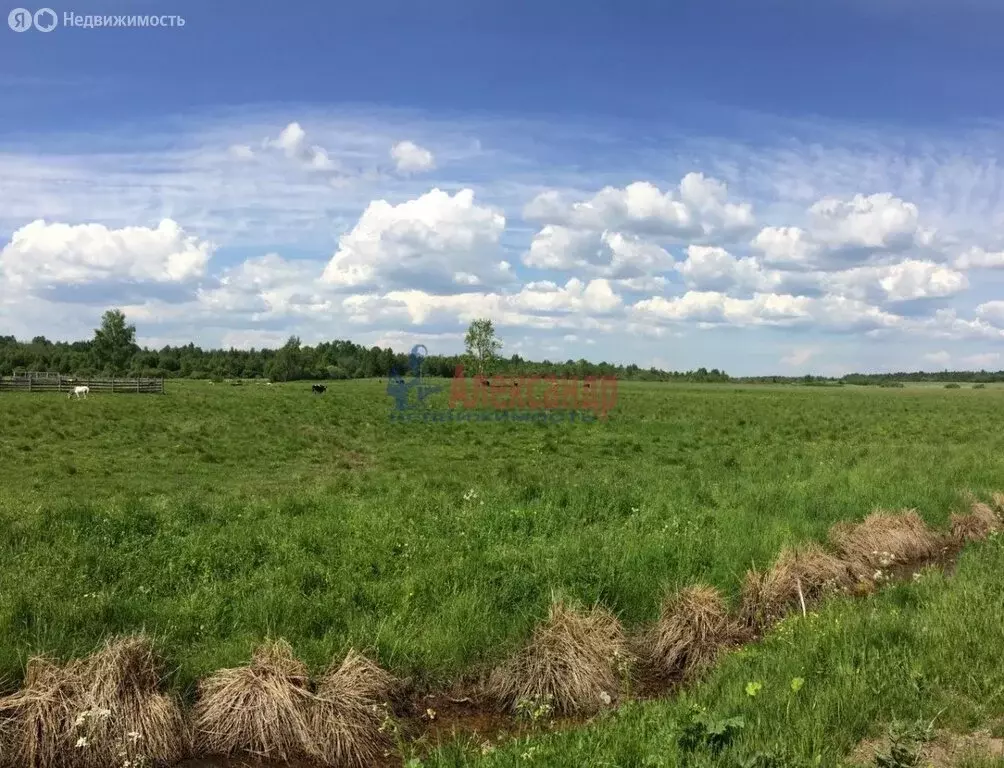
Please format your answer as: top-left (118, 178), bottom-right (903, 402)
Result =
top-left (486, 601), bottom-right (632, 716)
top-left (193, 639), bottom-right (314, 762)
top-left (0, 634), bottom-right (187, 768)
top-left (309, 649), bottom-right (399, 768)
top-left (952, 502), bottom-right (1002, 544)
top-left (828, 509), bottom-right (944, 570)
top-left (739, 543), bottom-right (860, 632)
top-left (642, 585), bottom-right (736, 679)
top-left (422, 535), bottom-right (1004, 767)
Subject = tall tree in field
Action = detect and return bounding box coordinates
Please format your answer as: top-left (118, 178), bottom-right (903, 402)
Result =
top-left (464, 318), bottom-right (502, 377)
top-left (266, 336), bottom-right (302, 382)
top-left (92, 309), bottom-right (137, 372)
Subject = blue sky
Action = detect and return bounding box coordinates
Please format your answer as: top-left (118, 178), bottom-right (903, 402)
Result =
top-left (2, 0), bottom-right (1004, 375)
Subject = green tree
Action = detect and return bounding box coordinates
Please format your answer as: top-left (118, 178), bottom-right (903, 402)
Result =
top-left (265, 336), bottom-right (303, 382)
top-left (464, 318), bottom-right (503, 377)
top-left (91, 309), bottom-right (137, 373)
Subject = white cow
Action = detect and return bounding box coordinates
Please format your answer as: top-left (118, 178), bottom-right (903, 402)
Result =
top-left (69, 385), bottom-right (90, 399)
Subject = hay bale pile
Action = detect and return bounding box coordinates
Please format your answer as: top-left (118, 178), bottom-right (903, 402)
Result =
top-left (487, 601), bottom-right (632, 715)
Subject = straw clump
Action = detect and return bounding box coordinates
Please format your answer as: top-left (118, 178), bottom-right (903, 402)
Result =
top-left (740, 543), bottom-right (858, 631)
top-left (828, 509), bottom-right (942, 570)
top-left (0, 656), bottom-right (85, 768)
top-left (309, 650), bottom-right (398, 768)
top-left (0, 634), bottom-right (186, 768)
top-left (951, 501), bottom-right (1001, 543)
top-left (486, 601), bottom-right (632, 716)
top-left (193, 639), bottom-right (314, 762)
top-left (644, 585), bottom-right (736, 678)
top-left (73, 634), bottom-right (189, 768)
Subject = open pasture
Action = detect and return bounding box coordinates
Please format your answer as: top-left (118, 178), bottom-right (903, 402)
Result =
top-left (0, 379), bottom-right (1003, 697)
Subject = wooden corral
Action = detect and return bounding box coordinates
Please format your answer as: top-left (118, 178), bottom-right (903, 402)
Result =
top-left (0, 372), bottom-right (165, 394)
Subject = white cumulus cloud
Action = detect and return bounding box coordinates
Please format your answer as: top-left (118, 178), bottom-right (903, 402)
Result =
top-left (522, 226), bottom-right (674, 277)
top-left (975, 300), bottom-right (1004, 328)
top-left (0, 219), bottom-right (214, 291)
top-left (264, 122), bottom-right (335, 171)
top-left (822, 259), bottom-right (968, 303)
top-left (391, 140), bottom-right (436, 173)
top-left (321, 188), bottom-right (505, 291)
top-left (675, 245), bottom-right (776, 292)
top-left (632, 290), bottom-right (903, 333)
top-left (953, 247), bottom-right (1004, 269)
top-left (751, 193), bottom-right (938, 270)
top-left (524, 172), bottom-right (754, 239)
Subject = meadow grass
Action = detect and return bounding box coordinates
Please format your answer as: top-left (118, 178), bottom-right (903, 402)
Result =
top-left (0, 379), bottom-right (1002, 705)
top-left (422, 537), bottom-right (1004, 767)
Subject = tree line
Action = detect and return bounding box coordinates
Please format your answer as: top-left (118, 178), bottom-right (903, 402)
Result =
top-left (1, 310), bottom-right (1001, 384)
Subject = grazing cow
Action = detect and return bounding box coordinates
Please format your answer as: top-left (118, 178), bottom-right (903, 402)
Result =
top-left (312, 384), bottom-right (327, 394)
top-left (68, 385), bottom-right (89, 400)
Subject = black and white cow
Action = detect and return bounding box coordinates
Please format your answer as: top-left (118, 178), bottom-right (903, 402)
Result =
top-left (312, 384), bottom-right (327, 394)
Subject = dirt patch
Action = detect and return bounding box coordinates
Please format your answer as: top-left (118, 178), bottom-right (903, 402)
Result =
top-left (848, 729), bottom-right (1004, 767)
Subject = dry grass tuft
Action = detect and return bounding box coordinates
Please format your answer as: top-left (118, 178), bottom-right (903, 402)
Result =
top-left (0, 656), bottom-right (84, 768)
top-left (308, 650), bottom-right (398, 768)
top-left (828, 509), bottom-right (942, 569)
top-left (992, 492), bottom-right (1004, 513)
top-left (643, 585), bottom-right (736, 678)
top-left (74, 634), bottom-right (189, 768)
top-left (0, 636), bottom-right (188, 768)
top-left (740, 543), bottom-right (858, 631)
top-left (486, 601), bottom-right (632, 716)
top-left (951, 502), bottom-right (1001, 543)
top-left (193, 639), bottom-right (314, 762)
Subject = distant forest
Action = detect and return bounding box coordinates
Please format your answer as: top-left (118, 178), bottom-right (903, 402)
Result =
top-left (3, 333), bottom-right (1003, 384)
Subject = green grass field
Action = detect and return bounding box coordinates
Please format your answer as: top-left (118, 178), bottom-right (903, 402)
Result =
top-left (1, 379), bottom-right (1003, 765)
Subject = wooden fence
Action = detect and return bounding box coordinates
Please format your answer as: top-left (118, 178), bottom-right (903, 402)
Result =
top-left (0, 374), bottom-right (165, 394)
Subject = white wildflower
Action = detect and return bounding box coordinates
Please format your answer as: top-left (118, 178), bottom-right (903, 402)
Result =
top-left (75, 736), bottom-right (88, 748)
